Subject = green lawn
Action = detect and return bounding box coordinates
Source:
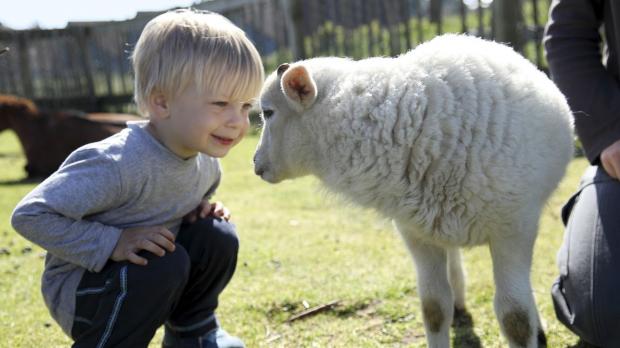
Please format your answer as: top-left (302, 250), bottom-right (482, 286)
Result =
top-left (0, 129), bottom-right (585, 347)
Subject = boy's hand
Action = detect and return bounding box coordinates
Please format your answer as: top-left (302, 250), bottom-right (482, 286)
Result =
top-left (183, 200), bottom-right (231, 224)
top-left (111, 226), bottom-right (176, 266)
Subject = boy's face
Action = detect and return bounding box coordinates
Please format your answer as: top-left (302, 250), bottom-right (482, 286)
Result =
top-left (153, 83), bottom-right (253, 159)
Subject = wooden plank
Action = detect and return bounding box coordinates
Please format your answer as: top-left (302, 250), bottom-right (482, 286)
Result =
top-left (50, 31), bottom-right (68, 99)
top-left (459, 0), bottom-right (468, 33)
top-left (493, 0), bottom-right (524, 52)
top-left (75, 27), bottom-right (96, 102)
top-left (531, 0), bottom-right (543, 68)
top-left (327, 0), bottom-right (338, 56)
top-left (339, 0), bottom-right (353, 57)
top-left (0, 45), bottom-right (11, 92)
top-left (402, 0), bottom-right (413, 50)
top-left (414, 0), bottom-right (424, 43)
top-left (384, 0), bottom-right (402, 56)
top-left (478, 0), bottom-right (485, 37)
top-left (114, 29), bottom-right (130, 95)
top-left (281, 0), bottom-right (303, 60)
top-left (16, 31), bottom-right (34, 97)
top-left (3, 38), bottom-right (20, 94)
top-left (430, 0), bottom-right (443, 35)
top-left (96, 29), bottom-right (114, 97)
top-left (37, 36), bottom-right (55, 100)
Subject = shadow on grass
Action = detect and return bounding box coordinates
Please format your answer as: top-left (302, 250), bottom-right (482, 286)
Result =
top-left (331, 300), bottom-right (378, 318)
top-left (0, 152), bottom-right (21, 159)
top-left (269, 299), bottom-right (484, 346)
top-left (452, 308), bottom-right (482, 348)
top-left (567, 339), bottom-right (600, 348)
top-left (0, 177), bottom-right (41, 186)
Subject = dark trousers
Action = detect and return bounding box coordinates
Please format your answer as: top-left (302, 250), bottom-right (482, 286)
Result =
top-left (71, 217), bottom-right (239, 348)
top-left (552, 166), bottom-right (620, 347)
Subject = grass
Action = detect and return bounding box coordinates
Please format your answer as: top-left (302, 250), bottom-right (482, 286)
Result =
top-left (0, 129), bottom-right (586, 347)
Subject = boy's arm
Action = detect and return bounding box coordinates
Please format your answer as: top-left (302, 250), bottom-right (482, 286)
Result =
top-left (11, 148), bottom-right (124, 272)
top-left (183, 161), bottom-right (226, 223)
top-left (203, 159), bottom-right (221, 201)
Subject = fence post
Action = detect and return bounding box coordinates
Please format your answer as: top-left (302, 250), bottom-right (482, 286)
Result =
top-left (282, 0), bottom-right (305, 60)
top-left (16, 31), bottom-right (34, 98)
top-left (493, 0), bottom-right (524, 52)
top-left (430, 0), bottom-right (443, 34)
top-left (75, 27), bottom-right (97, 109)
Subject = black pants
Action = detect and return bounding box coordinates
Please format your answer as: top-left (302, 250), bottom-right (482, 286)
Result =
top-left (71, 217), bottom-right (239, 348)
top-left (552, 166), bottom-right (620, 347)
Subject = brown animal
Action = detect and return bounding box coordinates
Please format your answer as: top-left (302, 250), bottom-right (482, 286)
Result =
top-left (0, 95), bottom-right (143, 178)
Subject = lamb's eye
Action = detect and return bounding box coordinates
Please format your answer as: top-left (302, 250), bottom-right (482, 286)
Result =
top-left (262, 109), bottom-right (274, 119)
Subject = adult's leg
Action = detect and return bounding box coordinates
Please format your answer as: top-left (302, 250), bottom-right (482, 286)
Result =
top-left (165, 217), bottom-right (240, 338)
top-left (552, 166), bottom-right (620, 347)
top-left (72, 247), bottom-right (191, 348)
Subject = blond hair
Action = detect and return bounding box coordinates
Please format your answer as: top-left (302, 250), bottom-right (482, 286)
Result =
top-left (131, 9), bottom-right (264, 116)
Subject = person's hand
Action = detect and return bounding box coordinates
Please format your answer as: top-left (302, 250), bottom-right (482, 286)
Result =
top-left (183, 200), bottom-right (231, 224)
top-left (111, 226), bottom-right (176, 266)
top-left (601, 139), bottom-right (620, 179)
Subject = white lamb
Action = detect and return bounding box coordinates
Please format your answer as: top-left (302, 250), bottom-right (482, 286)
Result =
top-left (253, 34), bottom-right (573, 348)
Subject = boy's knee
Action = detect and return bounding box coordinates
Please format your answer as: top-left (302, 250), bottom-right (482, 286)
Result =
top-left (134, 246), bottom-right (191, 289)
top-left (191, 217), bottom-right (239, 257)
top-left (210, 219), bottom-right (239, 255)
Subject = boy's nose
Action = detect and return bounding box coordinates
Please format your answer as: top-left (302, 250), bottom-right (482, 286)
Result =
top-left (227, 109), bottom-right (246, 128)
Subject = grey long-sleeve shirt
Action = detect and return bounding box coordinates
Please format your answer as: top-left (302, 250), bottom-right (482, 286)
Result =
top-left (11, 121), bottom-right (221, 336)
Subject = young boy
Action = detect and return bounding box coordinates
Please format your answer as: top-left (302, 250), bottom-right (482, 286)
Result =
top-left (11, 9), bottom-right (263, 348)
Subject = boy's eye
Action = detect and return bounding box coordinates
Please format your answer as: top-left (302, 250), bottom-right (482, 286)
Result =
top-left (262, 109), bottom-right (274, 119)
top-left (242, 103), bottom-right (253, 111)
top-left (212, 101), bottom-right (228, 107)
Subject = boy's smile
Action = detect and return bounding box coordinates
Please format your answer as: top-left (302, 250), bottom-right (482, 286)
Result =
top-left (211, 134), bottom-right (235, 146)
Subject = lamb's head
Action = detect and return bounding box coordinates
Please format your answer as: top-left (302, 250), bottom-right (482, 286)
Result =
top-left (253, 62), bottom-right (319, 183)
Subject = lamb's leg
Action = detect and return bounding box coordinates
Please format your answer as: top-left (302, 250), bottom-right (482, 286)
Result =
top-left (403, 237), bottom-right (453, 348)
top-left (448, 248), bottom-right (466, 311)
top-left (489, 234), bottom-right (545, 348)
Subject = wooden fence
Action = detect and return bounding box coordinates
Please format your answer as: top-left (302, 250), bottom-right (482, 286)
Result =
top-left (0, 0), bottom-right (551, 113)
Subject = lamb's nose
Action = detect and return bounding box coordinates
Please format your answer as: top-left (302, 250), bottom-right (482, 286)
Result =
top-left (253, 154), bottom-right (266, 176)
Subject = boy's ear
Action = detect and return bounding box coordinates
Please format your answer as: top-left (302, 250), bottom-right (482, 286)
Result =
top-left (148, 92), bottom-right (170, 119)
top-left (280, 65), bottom-right (317, 111)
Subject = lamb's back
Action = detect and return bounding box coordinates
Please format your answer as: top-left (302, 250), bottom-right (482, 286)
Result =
top-left (316, 35), bottom-right (573, 245)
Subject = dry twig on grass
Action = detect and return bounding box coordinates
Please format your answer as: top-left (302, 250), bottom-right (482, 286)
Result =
top-left (286, 300), bottom-right (341, 323)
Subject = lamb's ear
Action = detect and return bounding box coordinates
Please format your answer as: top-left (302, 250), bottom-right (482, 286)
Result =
top-left (280, 65), bottom-right (317, 111)
top-left (277, 63), bottom-right (290, 76)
